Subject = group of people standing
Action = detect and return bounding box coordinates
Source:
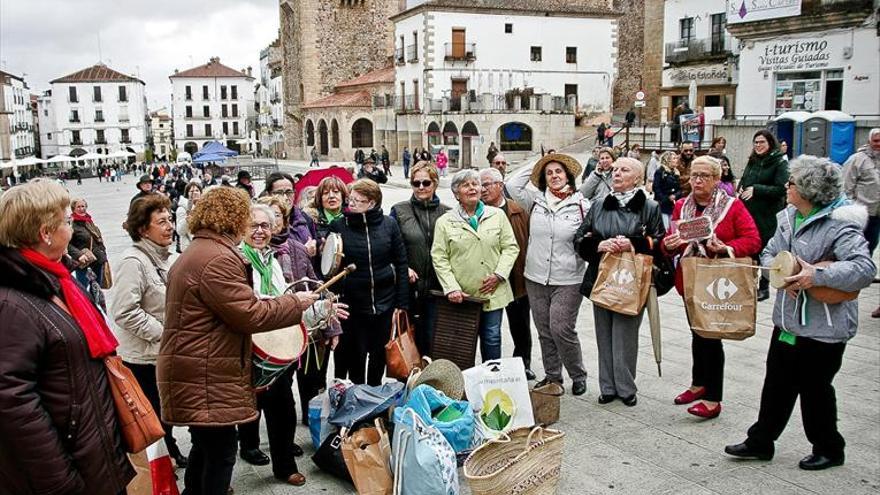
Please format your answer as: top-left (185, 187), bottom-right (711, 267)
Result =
top-left (0, 127), bottom-right (876, 495)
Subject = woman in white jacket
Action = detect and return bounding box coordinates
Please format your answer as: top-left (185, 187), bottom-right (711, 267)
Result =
top-left (176, 181), bottom-right (202, 252)
top-left (506, 153), bottom-right (591, 396)
top-left (110, 193), bottom-right (187, 467)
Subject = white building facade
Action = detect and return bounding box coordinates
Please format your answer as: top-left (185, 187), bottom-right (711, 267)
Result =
top-left (660, 0), bottom-right (739, 121)
top-left (170, 57), bottom-right (256, 156)
top-left (390, 1), bottom-right (619, 166)
top-left (39, 63), bottom-right (148, 159)
top-left (258, 41), bottom-right (285, 158)
top-left (729, 0), bottom-right (879, 116)
top-left (0, 70), bottom-right (36, 165)
top-left (149, 108), bottom-right (173, 160)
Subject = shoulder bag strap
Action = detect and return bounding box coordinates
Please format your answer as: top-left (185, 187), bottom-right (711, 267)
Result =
top-left (132, 245), bottom-right (167, 285)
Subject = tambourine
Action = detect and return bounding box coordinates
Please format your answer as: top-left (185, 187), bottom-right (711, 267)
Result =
top-left (321, 233), bottom-right (344, 278)
top-left (768, 251), bottom-right (859, 304)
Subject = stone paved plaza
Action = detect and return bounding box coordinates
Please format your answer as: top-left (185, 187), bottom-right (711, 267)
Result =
top-left (68, 159), bottom-right (880, 495)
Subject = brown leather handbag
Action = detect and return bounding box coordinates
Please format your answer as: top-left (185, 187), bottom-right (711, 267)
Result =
top-left (105, 355), bottom-right (165, 453)
top-left (384, 310), bottom-right (421, 380)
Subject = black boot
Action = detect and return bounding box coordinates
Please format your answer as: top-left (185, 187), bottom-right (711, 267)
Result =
top-left (757, 276), bottom-right (770, 302)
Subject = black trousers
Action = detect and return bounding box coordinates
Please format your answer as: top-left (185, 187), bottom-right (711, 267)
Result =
top-left (335, 310), bottom-right (394, 386)
top-left (690, 331), bottom-right (724, 402)
top-left (505, 295), bottom-right (533, 370)
top-left (125, 361), bottom-right (182, 457)
top-left (237, 368), bottom-right (299, 479)
top-left (410, 294), bottom-right (438, 357)
top-left (746, 327), bottom-right (847, 458)
top-left (183, 425), bottom-right (237, 495)
top-left (297, 342), bottom-right (331, 425)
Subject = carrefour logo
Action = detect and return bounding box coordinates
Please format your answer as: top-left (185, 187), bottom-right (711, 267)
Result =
top-left (701, 277), bottom-right (744, 311)
top-left (706, 278), bottom-right (738, 300)
top-left (602, 268), bottom-right (635, 296)
top-left (612, 269), bottom-right (635, 286)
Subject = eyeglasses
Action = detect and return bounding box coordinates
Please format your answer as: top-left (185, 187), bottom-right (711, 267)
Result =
top-left (272, 189), bottom-right (295, 196)
top-left (481, 182), bottom-right (500, 189)
top-left (492, 161), bottom-right (507, 166)
top-left (411, 180), bottom-right (433, 189)
top-left (348, 197), bottom-right (372, 206)
top-left (785, 179), bottom-right (796, 187)
top-left (690, 173), bottom-right (715, 181)
top-left (249, 223), bottom-right (272, 232)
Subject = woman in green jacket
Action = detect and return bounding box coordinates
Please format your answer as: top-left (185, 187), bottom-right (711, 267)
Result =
top-left (738, 129), bottom-right (789, 300)
top-left (431, 169), bottom-right (520, 361)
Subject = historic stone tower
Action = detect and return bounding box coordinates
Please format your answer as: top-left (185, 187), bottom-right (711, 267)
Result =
top-left (611, 0), bottom-right (663, 121)
top-left (279, 0), bottom-right (402, 157)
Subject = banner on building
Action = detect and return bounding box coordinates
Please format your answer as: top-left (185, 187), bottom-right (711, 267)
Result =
top-left (680, 114), bottom-right (702, 143)
top-left (727, 0), bottom-right (801, 24)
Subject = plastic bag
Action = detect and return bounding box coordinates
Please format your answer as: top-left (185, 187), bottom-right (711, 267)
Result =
top-left (310, 380), bottom-right (352, 449)
top-left (329, 382), bottom-right (405, 428)
top-left (462, 358), bottom-right (534, 437)
top-left (392, 385), bottom-right (474, 453)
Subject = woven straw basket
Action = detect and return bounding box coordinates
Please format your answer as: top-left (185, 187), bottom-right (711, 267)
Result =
top-left (463, 426), bottom-right (565, 495)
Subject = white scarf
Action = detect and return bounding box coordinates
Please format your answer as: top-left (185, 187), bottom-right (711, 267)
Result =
top-left (611, 188), bottom-right (638, 208)
top-left (544, 185), bottom-right (572, 212)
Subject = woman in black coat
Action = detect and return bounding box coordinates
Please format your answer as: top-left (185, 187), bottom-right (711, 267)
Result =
top-left (330, 179), bottom-right (409, 385)
top-left (653, 151), bottom-right (683, 229)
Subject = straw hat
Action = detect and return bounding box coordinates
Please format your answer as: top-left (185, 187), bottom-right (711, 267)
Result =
top-left (529, 153), bottom-right (583, 188)
top-left (412, 358), bottom-right (464, 400)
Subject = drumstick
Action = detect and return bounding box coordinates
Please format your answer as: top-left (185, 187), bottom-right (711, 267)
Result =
top-left (313, 264), bottom-right (356, 293)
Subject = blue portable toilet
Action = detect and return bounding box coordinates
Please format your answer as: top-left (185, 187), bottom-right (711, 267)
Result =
top-left (768, 111), bottom-right (811, 158)
top-left (802, 111), bottom-right (856, 165)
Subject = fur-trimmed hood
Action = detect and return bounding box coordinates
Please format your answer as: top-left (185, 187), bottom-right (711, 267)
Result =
top-left (829, 201), bottom-right (869, 229)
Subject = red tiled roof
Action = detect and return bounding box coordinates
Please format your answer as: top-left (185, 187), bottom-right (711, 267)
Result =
top-left (302, 90), bottom-right (372, 109)
top-left (51, 63), bottom-right (143, 84)
top-left (335, 67), bottom-right (395, 89)
top-left (170, 58), bottom-right (254, 79)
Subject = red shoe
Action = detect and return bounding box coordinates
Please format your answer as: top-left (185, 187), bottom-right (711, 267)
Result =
top-left (674, 388), bottom-right (705, 405)
top-left (687, 402), bottom-right (721, 419)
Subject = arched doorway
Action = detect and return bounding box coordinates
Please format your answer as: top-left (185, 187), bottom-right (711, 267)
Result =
top-left (499, 122), bottom-right (533, 152)
top-left (426, 121), bottom-right (441, 149)
top-left (305, 120), bottom-right (315, 147)
top-left (331, 119), bottom-right (339, 148)
top-left (442, 121), bottom-right (459, 165)
top-left (461, 121), bottom-right (479, 167)
top-left (184, 141), bottom-right (198, 156)
top-left (351, 118), bottom-right (373, 148)
top-left (318, 119), bottom-right (329, 155)
top-left (125, 146), bottom-right (137, 165)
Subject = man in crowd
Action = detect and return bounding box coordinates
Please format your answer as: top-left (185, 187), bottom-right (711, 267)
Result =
top-left (678, 141), bottom-right (695, 195)
top-left (480, 167), bottom-right (535, 379)
top-left (131, 174), bottom-right (154, 205)
top-left (236, 170), bottom-right (254, 199)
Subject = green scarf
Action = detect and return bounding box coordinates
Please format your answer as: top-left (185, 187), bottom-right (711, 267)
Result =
top-left (241, 243), bottom-right (279, 296)
top-left (465, 201), bottom-right (485, 231)
top-left (323, 208), bottom-right (343, 224)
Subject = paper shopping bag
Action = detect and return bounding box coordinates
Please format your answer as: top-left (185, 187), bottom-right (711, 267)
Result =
top-left (342, 418), bottom-right (393, 495)
top-left (682, 256), bottom-right (756, 340)
top-left (589, 251), bottom-right (652, 316)
top-left (462, 358), bottom-right (534, 437)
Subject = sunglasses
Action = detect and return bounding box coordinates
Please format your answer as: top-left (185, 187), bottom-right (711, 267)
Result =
top-left (411, 180), bottom-right (433, 189)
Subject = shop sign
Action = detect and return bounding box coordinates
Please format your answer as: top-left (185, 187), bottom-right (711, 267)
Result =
top-left (664, 65), bottom-right (729, 87)
top-left (757, 39), bottom-right (831, 72)
top-left (728, 0), bottom-right (801, 24)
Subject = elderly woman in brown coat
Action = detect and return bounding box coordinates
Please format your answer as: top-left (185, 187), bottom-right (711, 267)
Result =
top-left (157, 186), bottom-right (318, 495)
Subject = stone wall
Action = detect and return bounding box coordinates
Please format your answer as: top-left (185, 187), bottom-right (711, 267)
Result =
top-left (610, 0), bottom-right (662, 122)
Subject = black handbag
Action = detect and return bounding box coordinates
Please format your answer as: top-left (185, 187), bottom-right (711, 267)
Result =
top-left (652, 255), bottom-right (675, 296)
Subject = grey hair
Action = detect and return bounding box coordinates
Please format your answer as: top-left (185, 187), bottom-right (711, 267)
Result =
top-left (450, 169), bottom-right (481, 198)
top-left (251, 204), bottom-right (277, 230)
top-left (870, 128), bottom-right (880, 140)
top-left (479, 167), bottom-right (504, 183)
top-left (789, 155), bottom-right (842, 207)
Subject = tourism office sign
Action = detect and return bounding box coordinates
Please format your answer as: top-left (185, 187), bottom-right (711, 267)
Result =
top-left (727, 0), bottom-right (801, 24)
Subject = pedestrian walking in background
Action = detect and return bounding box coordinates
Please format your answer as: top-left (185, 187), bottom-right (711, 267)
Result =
top-left (354, 148), bottom-right (365, 166)
top-left (331, 179), bottom-right (409, 385)
top-left (436, 147), bottom-right (448, 177)
top-left (486, 141), bottom-right (499, 165)
top-left (506, 153), bottom-right (590, 395)
top-left (738, 129), bottom-right (789, 301)
top-left (662, 156), bottom-right (761, 419)
top-left (310, 147), bottom-right (320, 167)
top-left (112, 193), bottom-right (188, 468)
top-left (575, 157), bottom-right (665, 406)
top-left (433, 169), bottom-right (519, 362)
top-left (402, 146), bottom-right (412, 178)
top-left (0, 179), bottom-right (135, 495)
top-left (391, 162), bottom-right (450, 356)
top-left (381, 144), bottom-right (391, 176)
top-left (480, 167), bottom-right (535, 379)
top-left (597, 122), bottom-right (607, 146)
top-left (725, 155), bottom-right (876, 471)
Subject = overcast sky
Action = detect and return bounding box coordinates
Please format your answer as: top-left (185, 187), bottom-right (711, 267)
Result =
top-left (0, 0), bottom-right (279, 111)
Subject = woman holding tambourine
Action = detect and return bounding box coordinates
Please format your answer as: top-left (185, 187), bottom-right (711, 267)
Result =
top-left (662, 156), bottom-right (761, 419)
top-left (725, 156), bottom-right (875, 471)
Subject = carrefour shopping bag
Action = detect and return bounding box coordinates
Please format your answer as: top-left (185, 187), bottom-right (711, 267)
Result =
top-left (462, 358), bottom-right (534, 438)
top-left (682, 256), bottom-right (756, 340)
top-left (589, 251), bottom-right (652, 316)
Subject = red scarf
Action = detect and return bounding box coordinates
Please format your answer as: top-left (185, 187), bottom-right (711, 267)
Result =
top-left (20, 248), bottom-right (118, 358)
top-left (71, 212), bottom-right (93, 223)
top-left (549, 185), bottom-right (573, 201)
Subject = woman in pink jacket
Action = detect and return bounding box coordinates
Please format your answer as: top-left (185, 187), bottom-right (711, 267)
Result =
top-left (436, 147), bottom-right (449, 176)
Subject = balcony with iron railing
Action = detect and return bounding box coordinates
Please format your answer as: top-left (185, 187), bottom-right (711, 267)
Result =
top-left (69, 116), bottom-right (81, 123)
top-left (395, 47), bottom-right (405, 65)
top-left (422, 91), bottom-right (577, 114)
top-left (444, 42), bottom-right (476, 62)
top-left (665, 35), bottom-right (734, 64)
top-left (406, 44), bottom-right (418, 63)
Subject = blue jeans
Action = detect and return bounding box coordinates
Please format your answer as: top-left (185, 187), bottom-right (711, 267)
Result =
top-left (479, 309), bottom-right (503, 361)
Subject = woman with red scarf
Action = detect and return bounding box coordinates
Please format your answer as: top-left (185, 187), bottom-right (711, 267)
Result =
top-left (68, 197), bottom-right (109, 288)
top-left (0, 179), bottom-right (134, 495)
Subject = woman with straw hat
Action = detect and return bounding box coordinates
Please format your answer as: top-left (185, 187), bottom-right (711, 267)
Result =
top-left (506, 153), bottom-right (591, 396)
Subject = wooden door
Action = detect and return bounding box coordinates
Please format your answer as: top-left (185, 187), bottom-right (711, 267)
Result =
top-left (452, 29), bottom-right (465, 58)
top-left (451, 79), bottom-right (467, 111)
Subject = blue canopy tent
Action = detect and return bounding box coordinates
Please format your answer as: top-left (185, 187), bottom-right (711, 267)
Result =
top-left (193, 141), bottom-right (238, 163)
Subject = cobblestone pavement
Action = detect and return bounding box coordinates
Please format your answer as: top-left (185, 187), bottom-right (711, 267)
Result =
top-left (68, 159), bottom-right (879, 495)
